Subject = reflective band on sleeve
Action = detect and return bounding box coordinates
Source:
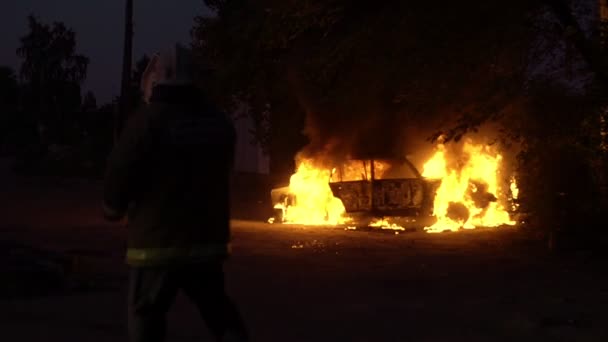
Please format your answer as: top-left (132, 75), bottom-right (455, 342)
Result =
top-left (126, 244), bottom-right (231, 266)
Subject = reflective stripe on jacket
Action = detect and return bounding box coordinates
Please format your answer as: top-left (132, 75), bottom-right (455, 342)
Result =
top-left (126, 244), bottom-right (231, 266)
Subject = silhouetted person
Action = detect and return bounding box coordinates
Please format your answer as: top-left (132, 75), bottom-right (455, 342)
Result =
top-left (103, 44), bottom-right (248, 342)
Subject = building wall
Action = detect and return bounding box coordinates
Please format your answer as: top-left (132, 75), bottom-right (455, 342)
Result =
top-left (232, 111), bottom-right (270, 175)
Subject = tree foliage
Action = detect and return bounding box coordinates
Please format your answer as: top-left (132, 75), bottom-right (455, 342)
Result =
top-left (16, 15), bottom-right (90, 146)
top-left (0, 66), bottom-right (20, 154)
top-left (511, 0), bottom-right (608, 234)
top-left (193, 0), bottom-right (539, 175)
top-left (5, 15), bottom-right (118, 178)
top-left (17, 15), bottom-right (89, 85)
top-left (0, 66), bottom-right (18, 106)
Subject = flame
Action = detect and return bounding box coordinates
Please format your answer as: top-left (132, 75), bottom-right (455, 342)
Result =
top-left (274, 158), bottom-right (349, 225)
top-left (369, 218), bottom-right (405, 231)
top-left (329, 160), bottom-right (391, 182)
top-left (271, 137), bottom-right (517, 233)
top-left (422, 139), bottom-right (516, 233)
top-left (510, 176), bottom-right (519, 200)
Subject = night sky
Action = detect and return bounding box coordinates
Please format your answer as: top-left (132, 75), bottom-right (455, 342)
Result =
top-left (1, 0), bottom-right (211, 104)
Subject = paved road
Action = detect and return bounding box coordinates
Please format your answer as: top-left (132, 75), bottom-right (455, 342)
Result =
top-left (3, 220), bottom-right (607, 341)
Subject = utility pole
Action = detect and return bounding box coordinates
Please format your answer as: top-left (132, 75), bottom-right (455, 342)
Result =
top-left (598, 0), bottom-right (608, 154)
top-left (599, 0), bottom-right (608, 210)
top-left (116, 0), bottom-right (133, 142)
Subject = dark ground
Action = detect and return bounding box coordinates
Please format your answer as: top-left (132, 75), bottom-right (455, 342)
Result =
top-left (1, 158), bottom-right (607, 342)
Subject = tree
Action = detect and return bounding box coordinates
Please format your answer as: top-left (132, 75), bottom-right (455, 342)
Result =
top-left (82, 91), bottom-right (97, 113)
top-left (510, 0), bottom-right (608, 239)
top-left (0, 66), bottom-right (19, 153)
top-left (16, 15), bottom-right (89, 147)
top-left (0, 66), bottom-right (18, 105)
top-left (193, 0), bottom-right (537, 177)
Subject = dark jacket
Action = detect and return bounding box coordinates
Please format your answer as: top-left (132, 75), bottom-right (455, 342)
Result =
top-left (103, 84), bottom-right (235, 266)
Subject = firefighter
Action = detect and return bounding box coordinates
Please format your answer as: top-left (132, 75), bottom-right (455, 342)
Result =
top-left (103, 44), bottom-right (248, 342)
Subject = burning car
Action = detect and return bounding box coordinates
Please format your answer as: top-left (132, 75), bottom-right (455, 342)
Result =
top-left (269, 139), bottom-right (519, 232)
top-left (270, 157), bottom-right (441, 226)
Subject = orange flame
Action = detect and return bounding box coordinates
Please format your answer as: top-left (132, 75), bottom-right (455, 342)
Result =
top-left (422, 139), bottom-right (516, 232)
top-left (273, 158), bottom-right (349, 225)
top-left (271, 137), bottom-right (517, 233)
top-left (369, 218), bottom-right (405, 231)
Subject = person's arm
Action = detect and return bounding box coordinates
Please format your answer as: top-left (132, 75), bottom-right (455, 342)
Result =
top-left (103, 111), bottom-right (152, 221)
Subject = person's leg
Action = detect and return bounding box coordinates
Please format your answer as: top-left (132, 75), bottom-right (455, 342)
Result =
top-left (128, 267), bottom-right (179, 342)
top-left (179, 262), bottom-right (248, 341)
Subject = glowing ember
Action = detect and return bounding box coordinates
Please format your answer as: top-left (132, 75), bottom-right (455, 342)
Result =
top-left (369, 218), bottom-right (405, 231)
top-left (421, 138), bottom-right (516, 233)
top-left (510, 176), bottom-right (519, 200)
top-left (274, 158), bottom-right (349, 225)
top-left (510, 176), bottom-right (520, 212)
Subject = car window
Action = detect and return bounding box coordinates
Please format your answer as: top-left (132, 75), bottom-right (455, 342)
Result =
top-left (330, 159), bottom-right (420, 182)
top-left (375, 160), bottom-right (419, 179)
top-left (331, 160), bottom-right (371, 182)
